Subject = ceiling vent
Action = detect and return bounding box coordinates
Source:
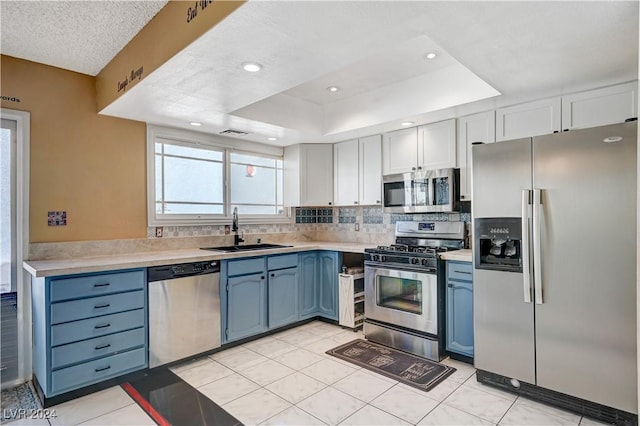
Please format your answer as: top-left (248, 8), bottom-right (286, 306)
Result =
top-left (220, 129), bottom-right (249, 136)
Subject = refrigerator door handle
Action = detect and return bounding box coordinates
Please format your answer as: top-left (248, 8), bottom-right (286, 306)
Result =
top-left (533, 189), bottom-right (543, 305)
top-left (522, 190), bottom-right (532, 303)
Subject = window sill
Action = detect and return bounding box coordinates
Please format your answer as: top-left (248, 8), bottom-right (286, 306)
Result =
top-left (149, 215), bottom-right (293, 227)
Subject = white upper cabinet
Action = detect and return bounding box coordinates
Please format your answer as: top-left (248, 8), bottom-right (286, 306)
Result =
top-left (382, 120), bottom-right (456, 175)
top-left (284, 144), bottom-right (333, 207)
top-left (496, 97), bottom-right (561, 141)
top-left (561, 82), bottom-right (637, 131)
top-left (382, 127), bottom-right (418, 175)
top-left (358, 134), bottom-right (382, 206)
top-left (333, 139), bottom-right (359, 206)
top-left (417, 119), bottom-right (457, 170)
top-left (457, 111), bottom-right (496, 201)
top-left (333, 135), bottom-right (382, 206)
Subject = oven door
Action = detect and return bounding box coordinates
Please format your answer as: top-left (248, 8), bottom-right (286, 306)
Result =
top-left (365, 264), bottom-right (438, 335)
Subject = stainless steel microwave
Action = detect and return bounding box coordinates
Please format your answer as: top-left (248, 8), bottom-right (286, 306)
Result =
top-left (382, 168), bottom-right (460, 213)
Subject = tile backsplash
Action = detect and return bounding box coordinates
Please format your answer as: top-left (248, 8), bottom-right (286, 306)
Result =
top-left (28, 206), bottom-right (473, 260)
top-left (145, 206), bottom-right (471, 244)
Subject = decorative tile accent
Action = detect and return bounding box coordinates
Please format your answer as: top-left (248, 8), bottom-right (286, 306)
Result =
top-left (390, 214), bottom-right (413, 224)
top-left (363, 206), bottom-right (384, 224)
top-left (421, 213), bottom-right (449, 221)
top-left (317, 207), bottom-right (334, 224)
top-left (338, 216), bottom-right (356, 224)
top-left (295, 208), bottom-right (317, 224)
top-left (295, 207), bottom-right (332, 224)
top-left (460, 212), bottom-right (472, 223)
top-left (338, 207), bottom-right (357, 224)
top-left (47, 211), bottom-right (67, 226)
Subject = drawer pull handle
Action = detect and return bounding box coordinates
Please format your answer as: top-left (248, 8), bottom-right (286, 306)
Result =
top-left (94, 323), bottom-right (111, 329)
top-left (94, 303), bottom-right (111, 309)
top-left (454, 271), bottom-right (472, 274)
top-left (94, 283), bottom-right (110, 287)
top-left (270, 273), bottom-right (275, 278)
top-left (95, 344), bottom-right (111, 350)
top-left (95, 365), bottom-right (111, 372)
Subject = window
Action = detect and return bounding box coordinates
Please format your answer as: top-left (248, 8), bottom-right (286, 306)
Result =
top-left (230, 153), bottom-right (284, 215)
top-left (148, 126), bottom-right (288, 225)
top-left (155, 139), bottom-right (225, 216)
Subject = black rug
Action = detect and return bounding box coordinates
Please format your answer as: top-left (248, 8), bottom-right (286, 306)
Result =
top-left (326, 339), bottom-right (456, 392)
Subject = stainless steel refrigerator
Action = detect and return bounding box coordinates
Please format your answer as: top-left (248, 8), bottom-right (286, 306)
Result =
top-left (471, 121), bottom-right (637, 420)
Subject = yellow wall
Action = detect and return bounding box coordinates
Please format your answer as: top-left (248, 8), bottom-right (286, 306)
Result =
top-left (1, 55), bottom-right (147, 243)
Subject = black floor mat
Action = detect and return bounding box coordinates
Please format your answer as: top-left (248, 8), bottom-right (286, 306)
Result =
top-left (326, 339), bottom-right (455, 392)
top-left (122, 368), bottom-right (242, 426)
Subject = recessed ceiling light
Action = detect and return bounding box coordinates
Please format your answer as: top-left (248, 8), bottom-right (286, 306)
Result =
top-left (426, 52), bottom-right (437, 60)
top-left (242, 62), bottom-right (262, 72)
top-left (401, 121), bottom-right (414, 126)
top-left (190, 122), bottom-right (202, 126)
top-left (327, 86), bottom-right (340, 92)
top-left (603, 136), bottom-right (623, 143)
top-left (267, 137), bottom-right (277, 141)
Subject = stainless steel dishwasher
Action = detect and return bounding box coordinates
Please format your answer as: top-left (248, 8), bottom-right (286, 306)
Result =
top-left (148, 261), bottom-right (220, 368)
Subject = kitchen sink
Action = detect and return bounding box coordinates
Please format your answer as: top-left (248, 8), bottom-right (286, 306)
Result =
top-left (200, 243), bottom-right (293, 252)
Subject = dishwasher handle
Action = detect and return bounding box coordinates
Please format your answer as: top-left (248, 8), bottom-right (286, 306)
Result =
top-left (148, 261), bottom-right (220, 282)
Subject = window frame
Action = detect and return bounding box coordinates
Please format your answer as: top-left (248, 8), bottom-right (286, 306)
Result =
top-left (147, 125), bottom-right (290, 226)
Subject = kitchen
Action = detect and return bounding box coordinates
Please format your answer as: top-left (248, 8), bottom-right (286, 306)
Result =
top-left (0, 1), bottom-right (639, 425)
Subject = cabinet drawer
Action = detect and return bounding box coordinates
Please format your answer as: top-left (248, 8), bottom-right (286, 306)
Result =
top-left (50, 347), bottom-right (146, 395)
top-left (51, 290), bottom-right (144, 325)
top-left (447, 262), bottom-right (473, 282)
top-left (51, 309), bottom-right (145, 347)
top-left (227, 257), bottom-right (265, 276)
top-left (50, 270), bottom-right (144, 302)
top-left (51, 328), bottom-right (145, 370)
top-left (267, 254), bottom-right (298, 271)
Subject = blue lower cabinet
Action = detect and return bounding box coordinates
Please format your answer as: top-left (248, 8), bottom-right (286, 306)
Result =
top-left (50, 347), bottom-right (146, 395)
top-left (31, 268), bottom-right (148, 398)
top-left (317, 251), bottom-right (339, 321)
top-left (298, 252), bottom-right (319, 319)
top-left (223, 254), bottom-right (300, 343)
top-left (226, 272), bottom-right (267, 341)
top-left (268, 267), bottom-right (298, 329)
top-left (222, 251), bottom-right (341, 344)
top-left (446, 261), bottom-right (474, 358)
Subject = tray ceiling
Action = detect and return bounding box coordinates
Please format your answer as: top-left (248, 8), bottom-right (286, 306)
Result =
top-left (1, 1), bottom-right (638, 146)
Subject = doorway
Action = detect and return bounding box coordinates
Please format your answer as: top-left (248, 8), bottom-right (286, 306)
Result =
top-left (0, 109), bottom-right (30, 389)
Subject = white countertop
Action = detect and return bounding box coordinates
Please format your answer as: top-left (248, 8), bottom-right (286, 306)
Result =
top-left (439, 249), bottom-right (473, 262)
top-left (23, 242), bottom-right (374, 278)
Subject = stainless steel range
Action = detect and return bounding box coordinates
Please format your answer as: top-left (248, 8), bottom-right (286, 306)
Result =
top-left (364, 221), bottom-right (464, 361)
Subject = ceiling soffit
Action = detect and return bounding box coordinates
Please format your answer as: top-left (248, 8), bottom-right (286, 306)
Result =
top-left (100, 1), bottom-right (638, 146)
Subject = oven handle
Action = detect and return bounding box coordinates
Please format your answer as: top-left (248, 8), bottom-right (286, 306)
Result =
top-left (364, 262), bottom-right (437, 275)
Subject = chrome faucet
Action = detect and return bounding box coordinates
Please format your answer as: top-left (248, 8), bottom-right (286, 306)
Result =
top-left (232, 207), bottom-right (244, 245)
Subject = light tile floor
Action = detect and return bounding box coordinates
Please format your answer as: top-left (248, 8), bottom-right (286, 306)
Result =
top-left (26, 321), bottom-right (610, 426)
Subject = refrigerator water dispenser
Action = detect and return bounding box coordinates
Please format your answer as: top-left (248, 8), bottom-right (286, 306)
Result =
top-left (474, 218), bottom-right (523, 272)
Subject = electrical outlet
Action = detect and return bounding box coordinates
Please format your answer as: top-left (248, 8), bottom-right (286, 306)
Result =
top-left (155, 227), bottom-right (163, 238)
top-left (355, 222), bottom-right (360, 232)
top-left (224, 225), bottom-right (230, 235)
